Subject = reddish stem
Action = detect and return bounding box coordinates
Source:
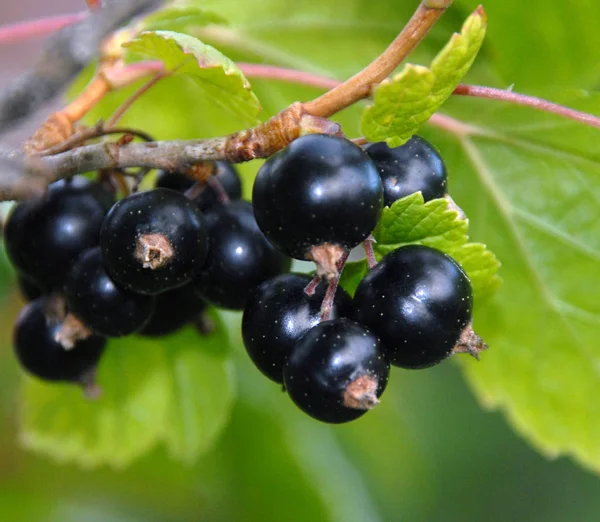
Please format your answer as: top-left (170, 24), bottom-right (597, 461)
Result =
top-left (239, 63), bottom-right (600, 132)
top-left (320, 250), bottom-right (350, 321)
top-left (0, 12), bottom-right (88, 44)
top-left (304, 274), bottom-right (322, 296)
top-left (206, 176), bottom-right (231, 204)
top-left (106, 69), bottom-right (167, 128)
top-left (454, 84), bottom-right (600, 130)
top-left (364, 235), bottom-right (378, 269)
top-left (237, 63), bottom-right (341, 91)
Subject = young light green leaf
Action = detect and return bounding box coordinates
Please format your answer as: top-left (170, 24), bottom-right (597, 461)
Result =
top-left (361, 6), bottom-right (487, 147)
top-left (339, 260), bottom-right (369, 297)
top-left (138, 6), bottom-right (228, 34)
top-left (20, 313), bottom-right (236, 468)
top-left (124, 30), bottom-right (261, 122)
top-left (372, 192), bottom-right (501, 301)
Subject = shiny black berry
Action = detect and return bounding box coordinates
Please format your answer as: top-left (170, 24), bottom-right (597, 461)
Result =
top-left (139, 284), bottom-right (207, 337)
top-left (284, 318), bottom-right (389, 424)
top-left (364, 136), bottom-right (447, 206)
top-left (66, 247), bottom-right (155, 337)
top-left (4, 177), bottom-right (114, 291)
top-left (193, 200), bottom-right (291, 310)
top-left (242, 273), bottom-right (353, 384)
top-left (17, 276), bottom-right (42, 302)
top-left (354, 245), bottom-right (472, 369)
top-left (13, 298), bottom-right (106, 383)
top-left (156, 161), bottom-right (242, 212)
top-left (252, 134), bottom-right (383, 260)
top-left (100, 188), bottom-right (208, 295)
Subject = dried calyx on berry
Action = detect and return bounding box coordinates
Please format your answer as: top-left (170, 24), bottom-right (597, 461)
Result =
top-left (252, 134), bottom-right (383, 278)
top-left (14, 298), bottom-right (106, 396)
top-left (283, 318), bottom-right (390, 424)
top-left (100, 188), bottom-right (208, 295)
top-left (354, 244), bottom-right (477, 369)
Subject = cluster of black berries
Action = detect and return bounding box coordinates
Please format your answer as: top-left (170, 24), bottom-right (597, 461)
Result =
top-left (242, 134), bottom-right (479, 424)
top-left (5, 162), bottom-right (290, 394)
top-left (5, 132), bottom-right (481, 424)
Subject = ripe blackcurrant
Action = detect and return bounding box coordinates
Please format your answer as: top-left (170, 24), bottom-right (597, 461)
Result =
top-left (139, 284), bottom-right (207, 337)
top-left (283, 318), bottom-right (389, 424)
top-left (252, 134), bottom-right (383, 263)
top-left (100, 188), bottom-right (208, 295)
top-left (17, 276), bottom-right (42, 302)
top-left (66, 247), bottom-right (155, 337)
top-left (354, 245), bottom-right (472, 369)
top-left (193, 200), bottom-right (291, 310)
top-left (242, 273), bottom-right (354, 384)
top-left (4, 176), bottom-right (114, 291)
top-left (155, 161), bottom-right (242, 212)
top-left (13, 298), bottom-right (106, 383)
top-left (364, 136), bottom-right (447, 205)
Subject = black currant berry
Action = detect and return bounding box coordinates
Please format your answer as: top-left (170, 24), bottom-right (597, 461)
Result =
top-left (252, 134), bottom-right (383, 263)
top-left (354, 245), bottom-right (472, 369)
top-left (242, 273), bottom-right (354, 384)
top-left (100, 188), bottom-right (208, 295)
top-left (364, 136), bottom-right (447, 206)
top-left (17, 276), bottom-right (42, 302)
top-left (13, 298), bottom-right (106, 383)
top-left (193, 200), bottom-right (291, 310)
top-left (139, 284), bottom-right (207, 337)
top-left (4, 176), bottom-right (114, 291)
top-left (283, 318), bottom-right (389, 424)
top-left (156, 161), bottom-right (242, 212)
top-left (66, 247), bottom-right (155, 337)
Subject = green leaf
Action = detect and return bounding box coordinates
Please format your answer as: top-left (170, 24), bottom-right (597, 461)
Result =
top-left (361, 7), bottom-right (487, 147)
top-left (138, 6), bottom-right (228, 34)
top-left (421, 89), bottom-right (600, 473)
top-left (339, 260), bottom-right (369, 297)
top-left (20, 313), bottom-right (235, 468)
top-left (372, 192), bottom-right (501, 301)
top-left (161, 321), bottom-right (236, 463)
top-left (124, 30), bottom-right (261, 123)
top-left (453, 0), bottom-right (600, 91)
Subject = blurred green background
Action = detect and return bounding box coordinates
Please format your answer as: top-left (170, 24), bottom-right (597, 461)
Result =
top-left (2, 0), bottom-right (600, 520)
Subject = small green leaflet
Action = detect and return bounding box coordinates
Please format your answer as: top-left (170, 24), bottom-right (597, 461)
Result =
top-left (19, 313), bottom-right (236, 468)
top-left (361, 6), bottom-right (487, 147)
top-left (138, 5), bottom-right (228, 33)
top-left (340, 193), bottom-right (501, 301)
top-left (124, 30), bottom-right (262, 123)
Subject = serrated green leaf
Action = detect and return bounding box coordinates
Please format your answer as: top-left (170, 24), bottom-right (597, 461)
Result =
top-left (361, 7), bottom-right (487, 147)
top-left (124, 30), bottom-right (261, 123)
top-left (138, 5), bottom-right (228, 34)
top-left (20, 313), bottom-right (235, 468)
top-left (421, 89), bottom-right (600, 474)
top-left (372, 192), bottom-right (501, 301)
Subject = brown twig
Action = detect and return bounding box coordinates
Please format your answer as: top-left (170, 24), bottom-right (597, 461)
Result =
top-left (40, 126), bottom-right (155, 156)
top-left (303, 1), bottom-right (453, 118)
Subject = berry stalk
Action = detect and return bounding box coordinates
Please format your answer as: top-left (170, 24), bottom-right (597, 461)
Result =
top-left (320, 250), bottom-right (350, 321)
top-left (303, 1), bottom-right (453, 118)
